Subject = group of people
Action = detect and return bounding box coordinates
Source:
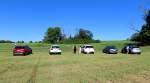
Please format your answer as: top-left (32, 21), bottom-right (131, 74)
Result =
top-left (73, 45), bottom-right (82, 54)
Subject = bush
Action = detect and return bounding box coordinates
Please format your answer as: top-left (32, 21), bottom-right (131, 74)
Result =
top-left (0, 40), bottom-right (14, 43)
top-left (60, 39), bottom-right (100, 44)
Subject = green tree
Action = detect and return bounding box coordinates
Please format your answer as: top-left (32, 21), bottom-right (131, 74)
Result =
top-left (43, 27), bottom-right (62, 43)
top-left (60, 28), bottom-right (100, 44)
top-left (0, 40), bottom-right (14, 43)
top-left (29, 41), bottom-right (33, 43)
top-left (75, 28), bottom-right (93, 40)
top-left (131, 10), bottom-right (150, 45)
top-left (17, 41), bottom-right (24, 43)
top-left (139, 10), bottom-right (150, 45)
top-left (130, 33), bottom-right (141, 41)
top-left (72, 28), bottom-right (93, 43)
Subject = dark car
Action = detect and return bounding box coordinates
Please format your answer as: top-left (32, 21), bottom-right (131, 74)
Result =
top-left (121, 45), bottom-right (141, 54)
top-left (13, 46), bottom-right (32, 56)
top-left (103, 46), bottom-right (118, 54)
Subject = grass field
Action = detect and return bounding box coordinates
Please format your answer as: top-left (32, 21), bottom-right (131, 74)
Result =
top-left (0, 41), bottom-right (150, 83)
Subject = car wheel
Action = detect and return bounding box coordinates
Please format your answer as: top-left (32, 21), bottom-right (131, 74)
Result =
top-left (27, 52), bottom-right (29, 55)
top-left (121, 50), bottom-right (124, 53)
top-left (84, 52), bottom-right (87, 54)
top-left (103, 50), bottom-right (105, 53)
top-left (107, 51), bottom-right (110, 54)
top-left (23, 53), bottom-right (26, 56)
top-left (122, 49), bottom-right (127, 54)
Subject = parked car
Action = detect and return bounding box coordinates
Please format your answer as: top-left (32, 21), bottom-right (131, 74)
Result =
top-left (49, 45), bottom-right (61, 55)
top-left (121, 45), bottom-right (141, 54)
top-left (81, 45), bottom-right (95, 54)
top-left (103, 46), bottom-right (118, 54)
top-left (13, 45), bottom-right (32, 56)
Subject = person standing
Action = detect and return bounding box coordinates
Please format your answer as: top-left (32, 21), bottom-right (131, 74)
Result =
top-left (73, 45), bottom-right (77, 54)
top-left (79, 46), bottom-right (82, 54)
top-left (126, 45), bottom-right (130, 54)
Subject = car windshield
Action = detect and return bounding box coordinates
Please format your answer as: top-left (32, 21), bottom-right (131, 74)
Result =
top-left (108, 46), bottom-right (116, 49)
top-left (52, 46), bottom-right (60, 48)
top-left (129, 45), bottom-right (139, 48)
top-left (85, 46), bottom-right (93, 48)
top-left (15, 46), bottom-right (25, 49)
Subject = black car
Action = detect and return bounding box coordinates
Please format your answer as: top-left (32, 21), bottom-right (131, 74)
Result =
top-left (121, 45), bottom-right (141, 54)
top-left (13, 45), bottom-right (32, 56)
top-left (103, 46), bottom-right (118, 54)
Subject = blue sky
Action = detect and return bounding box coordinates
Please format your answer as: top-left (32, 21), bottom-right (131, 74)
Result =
top-left (0, 0), bottom-right (150, 42)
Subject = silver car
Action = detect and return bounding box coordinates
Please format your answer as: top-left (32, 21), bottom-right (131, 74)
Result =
top-left (121, 45), bottom-right (141, 54)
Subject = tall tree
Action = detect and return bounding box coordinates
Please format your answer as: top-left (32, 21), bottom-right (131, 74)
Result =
top-left (131, 10), bottom-right (150, 45)
top-left (43, 27), bottom-right (62, 43)
top-left (139, 10), bottom-right (150, 44)
top-left (0, 40), bottom-right (14, 43)
top-left (75, 28), bottom-right (93, 40)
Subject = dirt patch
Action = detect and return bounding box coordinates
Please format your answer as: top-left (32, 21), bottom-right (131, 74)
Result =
top-left (26, 57), bottom-right (41, 83)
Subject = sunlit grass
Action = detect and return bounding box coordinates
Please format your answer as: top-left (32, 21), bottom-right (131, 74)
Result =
top-left (0, 41), bottom-right (150, 83)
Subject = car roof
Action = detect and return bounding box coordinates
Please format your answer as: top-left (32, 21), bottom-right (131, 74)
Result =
top-left (51, 45), bottom-right (60, 47)
top-left (106, 46), bottom-right (116, 47)
top-left (129, 45), bottom-right (139, 48)
top-left (125, 44), bottom-right (138, 47)
top-left (15, 45), bottom-right (30, 48)
top-left (15, 45), bottom-right (28, 47)
top-left (84, 45), bottom-right (93, 46)
top-left (105, 46), bottom-right (117, 49)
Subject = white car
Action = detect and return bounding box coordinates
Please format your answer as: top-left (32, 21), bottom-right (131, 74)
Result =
top-left (49, 45), bottom-right (61, 55)
top-left (81, 45), bottom-right (95, 54)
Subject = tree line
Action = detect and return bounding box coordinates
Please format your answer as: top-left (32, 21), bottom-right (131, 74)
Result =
top-left (0, 40), bottom-right (42, 43)
top-left (130, 9), bottom-right (150, 45)
top-left (43, 27), bottom-right (100, 44)
top-left (0, 40), bottom-right (14, 43)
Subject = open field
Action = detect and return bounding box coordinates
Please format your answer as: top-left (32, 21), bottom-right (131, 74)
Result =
top-left (0, 41), bottom-right (150, 83)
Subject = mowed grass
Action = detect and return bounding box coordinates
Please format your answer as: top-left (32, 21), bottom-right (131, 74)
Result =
top-left (0, 41), bottom-right (150, 83)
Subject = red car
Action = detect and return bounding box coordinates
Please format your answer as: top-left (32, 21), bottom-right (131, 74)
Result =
top-left (13, 46), bottom-right (32, 56)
